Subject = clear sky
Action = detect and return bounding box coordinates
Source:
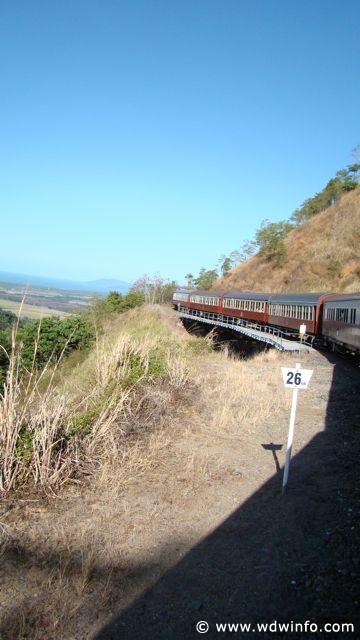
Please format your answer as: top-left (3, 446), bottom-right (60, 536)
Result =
top-left (1, 0), bottom-right (359, 285)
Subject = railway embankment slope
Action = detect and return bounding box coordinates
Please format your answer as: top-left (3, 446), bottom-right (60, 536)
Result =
top-left (215, 187), bottom-right (360, 293)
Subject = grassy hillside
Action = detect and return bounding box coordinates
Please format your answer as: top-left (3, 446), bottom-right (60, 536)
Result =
top-left (215, 188), bottom-right (360, 293)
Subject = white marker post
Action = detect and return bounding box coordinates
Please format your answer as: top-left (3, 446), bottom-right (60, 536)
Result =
top-left (281, 363), bottom-right (313, 494)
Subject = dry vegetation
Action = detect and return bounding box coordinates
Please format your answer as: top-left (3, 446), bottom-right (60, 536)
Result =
top-left (0, 306), bottom-right (298, 639)
top-left (0, 306), bottom-right (193, 494)
top-left (216, 188), bottom-right (360, 293)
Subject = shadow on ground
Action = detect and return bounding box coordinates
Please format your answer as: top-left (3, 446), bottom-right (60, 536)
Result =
top-left (0, 353), bottom-right (359, 639)
top-left (94, 352), bottom-right (360, 639)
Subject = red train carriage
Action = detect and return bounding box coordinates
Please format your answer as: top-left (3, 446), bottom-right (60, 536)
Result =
top-left (322, 293), bottom-right (360, 353)
top-left (188, 290), bottom-right (222, 314)
top-left (267, 293), bottom-right (334, 335)
top-left (221, 292), bottom-right (269, 324)
top-left (172, 289), bottom-right (191, 310)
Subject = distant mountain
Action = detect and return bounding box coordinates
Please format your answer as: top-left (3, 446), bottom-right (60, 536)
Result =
top-left (0, 271), bottom-right (130, 294)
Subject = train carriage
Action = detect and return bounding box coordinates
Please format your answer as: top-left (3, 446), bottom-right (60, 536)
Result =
top-left (188, 290), bottom-right (222, 314)
top-left (172, 289), bottom-right (191, 311)
top-left (322, 293), bottom-right (360, 353)
top-left (222, 292), bottom-right (269, 324)
top-left (267, 293), bottom-right (333, 335)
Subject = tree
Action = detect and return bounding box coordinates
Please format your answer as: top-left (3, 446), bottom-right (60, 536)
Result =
top-left (291, 164), bottom-right (359, 225)
top-left (106, 291), bottom-right (124, 312)
top-left (122, 290), bottom-right (145, 309)
top-left (218, 255), bottom-right (233, 277)
top-left (255, 220), bottom-right (292, 266)
top-left (131, 274), bottom-right (177, 304)
top-left (194, 268), bottom-right (218, 290)
top-left (185, 273), bottom-right (194, 287)
top-left (348, 163), bottom-right (360, 182)
top-left (231, 241), bottom-right (257, 264)
top-left (0, 308), bottom-right (17, 331)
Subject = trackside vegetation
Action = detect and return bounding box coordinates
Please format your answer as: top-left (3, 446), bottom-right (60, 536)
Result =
top-left (0, 303), bottom-right (204, 493)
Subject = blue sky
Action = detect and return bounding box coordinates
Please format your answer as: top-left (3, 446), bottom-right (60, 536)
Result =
top-left (1, 0), bottom-right (359, 285)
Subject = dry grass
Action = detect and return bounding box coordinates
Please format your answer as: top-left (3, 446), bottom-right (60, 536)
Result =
top-left (197, 349), bottom-right (287, 433)
top-left (216, 187), bottom-right (360, 293)
top-left (0, 306), bottom-right (193, 494)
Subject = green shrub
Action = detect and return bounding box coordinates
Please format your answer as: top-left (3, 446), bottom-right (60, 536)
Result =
top-left (19, 315), bottom-right (95, 370)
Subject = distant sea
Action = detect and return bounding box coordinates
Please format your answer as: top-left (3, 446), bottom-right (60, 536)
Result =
top-left (0, 271), bottom-right (130, 294)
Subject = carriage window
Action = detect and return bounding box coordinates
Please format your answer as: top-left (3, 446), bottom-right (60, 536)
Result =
top-left (336, 308), bottom-right (348, 322)
top-left (350, 308), bottom-right (356, 324)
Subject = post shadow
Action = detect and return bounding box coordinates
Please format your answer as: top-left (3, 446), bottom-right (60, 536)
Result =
top-left (261, 443), bottom-right (283, 473)
top-left (94, 351), bottom-right (360, 639)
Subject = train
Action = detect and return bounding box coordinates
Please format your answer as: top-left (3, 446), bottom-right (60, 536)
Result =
top-left (173, 289), bottom-right (360, 354)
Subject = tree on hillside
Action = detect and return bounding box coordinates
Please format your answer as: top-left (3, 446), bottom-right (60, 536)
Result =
top-left (348, 163), bottom-right (360, 182)
top-left (194, 268), bottom-right (218, 290)
top-left (122, 290), bottom-right (146, 308)
top-left (233, 241), bottom-right (257, 264)
top-left (255, 220), bottom-right (292, 267)
top-left (291, 165), bottom-right (359, 225)
top-left (89, 289), bottom-right (146, 321)
top-left (131, 274), bottom-right (177, 303)
top-left (217, 255), bottom-right (233, 277)
top-left (106, 291), bottom-right (124, 312)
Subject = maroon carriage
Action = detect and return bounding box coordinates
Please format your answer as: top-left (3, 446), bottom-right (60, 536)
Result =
top-left (267, 293), bottom-right (333, 335)
top-left (322, 293), bottom-right (360, 352)
top-left (221, 292), bottom-right (269, 324)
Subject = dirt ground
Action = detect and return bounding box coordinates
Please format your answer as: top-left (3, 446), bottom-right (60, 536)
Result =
top-left (1, 310), bottom-right (359, 639)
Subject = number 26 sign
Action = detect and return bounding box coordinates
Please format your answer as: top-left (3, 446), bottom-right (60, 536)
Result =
top-left (281, 367), bottom-right (313, 389)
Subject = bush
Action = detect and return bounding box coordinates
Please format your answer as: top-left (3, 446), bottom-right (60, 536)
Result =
top-left (19, 315), bottom-right (95, 370)
top-left (0, 308), bottom-right (17, 331)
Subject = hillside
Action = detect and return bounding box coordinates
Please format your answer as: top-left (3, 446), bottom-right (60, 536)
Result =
top-left (215, 188), bottom-right (360, 293)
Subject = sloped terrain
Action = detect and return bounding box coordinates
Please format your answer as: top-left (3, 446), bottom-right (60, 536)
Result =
top-left (215, 188), bottom-right (360, 293)
top-left (0, 307), bottom-right (359, 638)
